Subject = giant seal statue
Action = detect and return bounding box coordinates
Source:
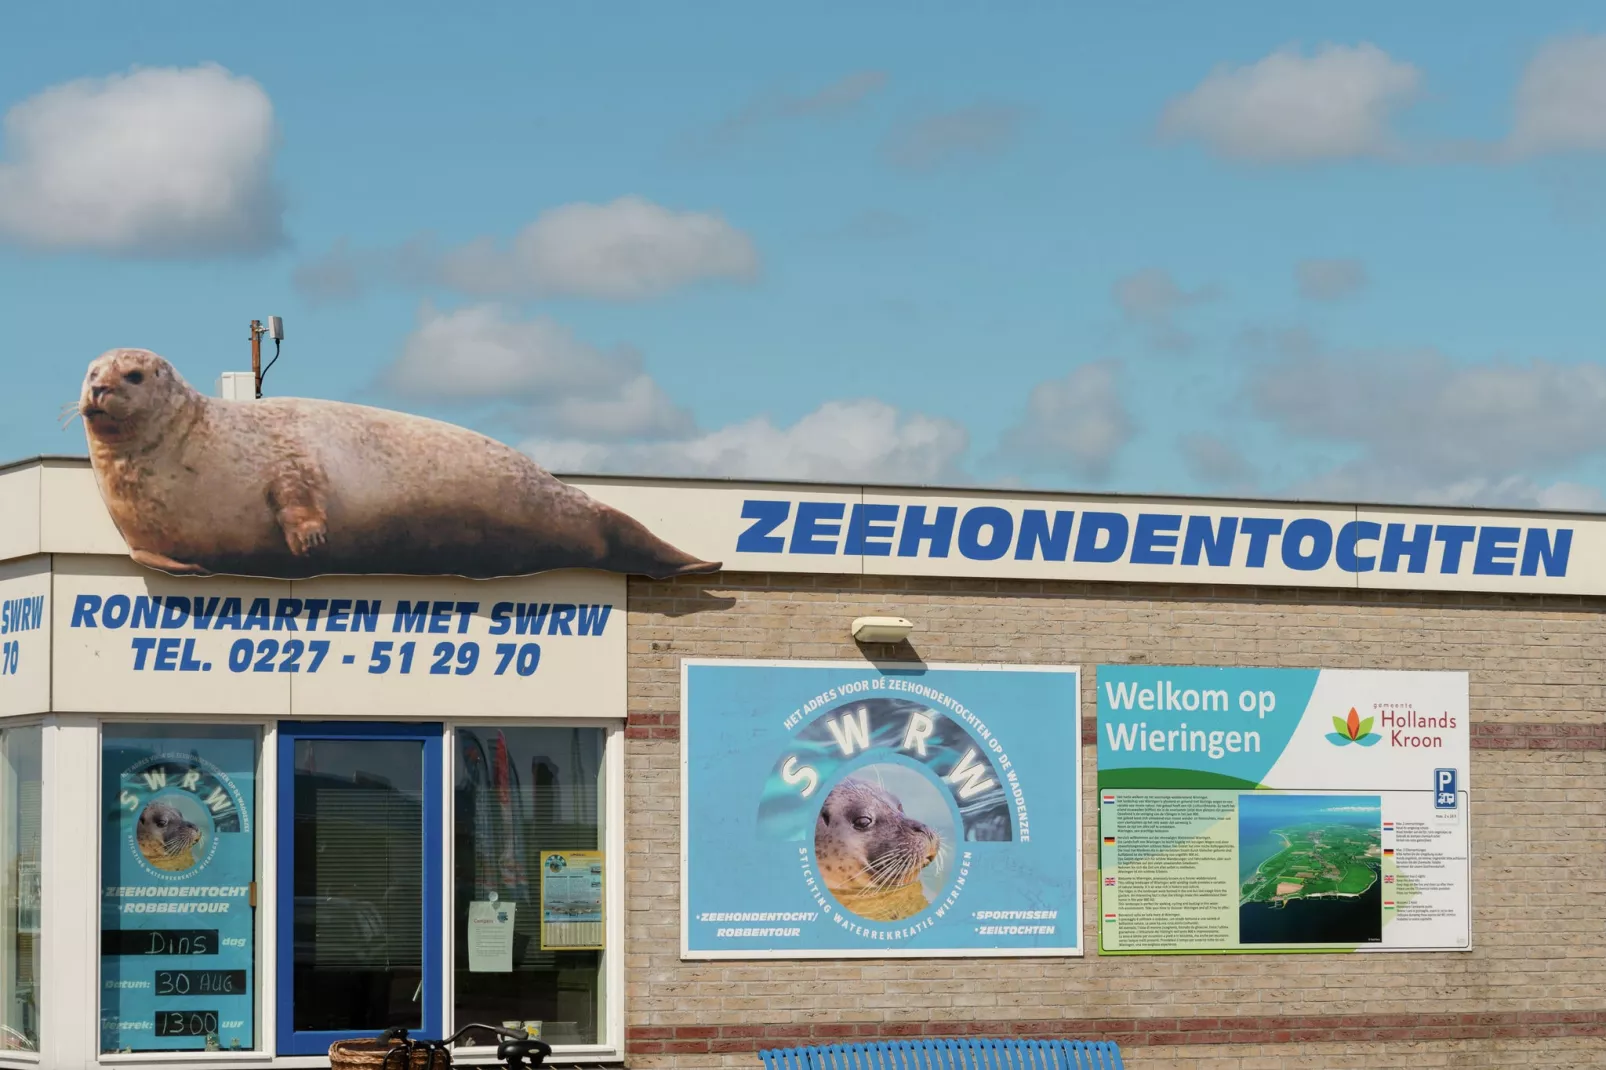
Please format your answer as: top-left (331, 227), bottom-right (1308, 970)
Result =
top-left (136, 800), bottom-right (202, 872)
top-left (77, 348), bottom-right (723, 581)
top-left (814, 776), bottom-right (941, 922)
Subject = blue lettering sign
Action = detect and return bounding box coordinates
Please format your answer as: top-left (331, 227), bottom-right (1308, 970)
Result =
top-left (737, 500), bottom-right (790, 553)
top-left (790, 502), bottom-right (844, 555)
top-left (723, 499), bottom-right (1575, 583)
top-left (845, 504), bottom-right (898, 556)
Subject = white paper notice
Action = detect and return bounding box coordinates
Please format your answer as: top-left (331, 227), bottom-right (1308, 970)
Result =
top-left (467, 900), bottom-right (515, 973)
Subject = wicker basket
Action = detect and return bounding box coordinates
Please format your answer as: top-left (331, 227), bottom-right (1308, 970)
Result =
top-left (328, 1038), bottom-right (452, 1070)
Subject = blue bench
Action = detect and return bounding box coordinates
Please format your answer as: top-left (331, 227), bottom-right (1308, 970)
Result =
top-left (760, 1038), bottom-right (1124, 1070)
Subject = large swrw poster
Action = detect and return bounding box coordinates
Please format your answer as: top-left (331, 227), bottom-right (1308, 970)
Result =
top-left (1096, 666), bottom-right (1469, 954)
top-left (682, 659), bottom-right (1082, 959)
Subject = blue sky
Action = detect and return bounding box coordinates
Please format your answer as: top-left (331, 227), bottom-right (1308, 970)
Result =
top-left (4, 4), bottom-right (1606, 508)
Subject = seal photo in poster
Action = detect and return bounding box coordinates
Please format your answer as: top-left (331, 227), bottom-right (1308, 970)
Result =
top-left (76, 348), bottom-right (722, 581)
top-left (134, 798), bottom-right (203, 872)
top-left (813, 769), bottom-right (948, 922)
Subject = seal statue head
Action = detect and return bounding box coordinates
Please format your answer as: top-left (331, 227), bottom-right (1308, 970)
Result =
top-left (814, 777), bottom-right (941, 899)
top-left (136, 800), bottom-right (202, 871)
top-left (79, 349), bottom-right (195, 449)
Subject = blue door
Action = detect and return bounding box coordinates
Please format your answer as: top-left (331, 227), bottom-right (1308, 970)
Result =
top-left (276, 722), bottom-right (443, 1055)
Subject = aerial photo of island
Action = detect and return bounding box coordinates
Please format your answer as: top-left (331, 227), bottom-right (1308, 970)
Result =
top-left (1238, 793), bottom-right (1383, 945)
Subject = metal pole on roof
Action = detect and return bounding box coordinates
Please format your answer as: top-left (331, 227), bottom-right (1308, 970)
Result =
top-left (249, 319), bottom-right (263, 398)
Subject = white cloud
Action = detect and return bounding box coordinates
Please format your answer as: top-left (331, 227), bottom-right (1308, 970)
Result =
top-left (523, 399), bottom-right (969, 483)
top-left (998, 361), bottom-right (1134, 481)
top-left (1251, 339), bottom-right (1606, 507)
top-left (1114, 268), bottom-right (1218, 320)
top-left (386, 304), bottom-right (971, 483)
top-left (291, 237), bottom-right (364, 302)
top-left (441, 196), bottom-right (758, 300)
top-left (1507, 35), bottom-right (1606, 157)
top-left (298, 196), bottom-right (758, 302)
top-left (0, 63), bottom-right (282, 254)
top-left (1527, 480), bottom-right (1606, 511)
top-left (1112, 268), bottom-right (1219, 352)
top-left (1295, 258), bottom-right (1368, 300)
top-left (1439, 477), bottom-right (1605, 512)
top-left (700, 71), bottom-right (888, 147)
top-left (1180, 432), bottom-right (1258, 488)
top-left (1296, 471), bottom-right (1606, 512)
top-left (386, 303), bottom-right (693, 440)
top-left (1159, 44), bottom-right (1421, 163)
top-left (882, 105), bottom-right (1023, 171)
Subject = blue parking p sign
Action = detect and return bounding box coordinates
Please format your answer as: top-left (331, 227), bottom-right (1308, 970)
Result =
top-left (1434, 768), bottom-right (1457, 809)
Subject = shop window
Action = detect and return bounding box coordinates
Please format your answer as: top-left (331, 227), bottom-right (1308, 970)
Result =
top-left (288, 734), bottom-right (431, 1038)
top-left (453, 727), bottom-right (605, 1046)
top-left (0, 726), bottom-right (41, 1054)
top-left (100, 725), bottom-right (259, 1054)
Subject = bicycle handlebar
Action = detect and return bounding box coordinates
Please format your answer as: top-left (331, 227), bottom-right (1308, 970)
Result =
top-left (375, 1024), bottom-right (552, 1069)
top-left (444, 1022), bottom-right (526, 1046)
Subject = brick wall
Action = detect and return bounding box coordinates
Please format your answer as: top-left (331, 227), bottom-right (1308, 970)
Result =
top-left (621, 574), bottom-right (1606, 1070)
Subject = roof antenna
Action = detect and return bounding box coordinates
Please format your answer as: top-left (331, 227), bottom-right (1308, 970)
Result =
top-left (250, 317), bottom-right (285, 398)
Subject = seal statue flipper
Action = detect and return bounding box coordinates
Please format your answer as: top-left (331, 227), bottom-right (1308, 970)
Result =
top-left (593, 502), bottom-right (722, 580)
top-left (129, 549), bottom-right (212, 576)
top-left (266, 462), bottom-right (330, 557)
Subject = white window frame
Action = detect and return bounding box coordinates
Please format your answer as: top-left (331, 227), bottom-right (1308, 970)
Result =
top-left (440, 719), bottom-right (625, 1065)
top-left (95, 715), bottom-right (273, 1067)
top-left (0, 718), bottom-right (45, 1068)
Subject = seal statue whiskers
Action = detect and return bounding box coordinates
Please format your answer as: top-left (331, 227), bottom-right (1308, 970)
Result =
top-left (78, 349), bottom-right (723, 581)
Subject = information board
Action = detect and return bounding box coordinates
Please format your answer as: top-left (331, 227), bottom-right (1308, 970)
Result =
top-left (539, 850), bottom-right (604, 951)
top-left (682, 659), bottom-right (1082, 959)
top-left (100, 729), bottom-right (257, 1052)
top-left (1096, 666), bottom-right (1470, 954)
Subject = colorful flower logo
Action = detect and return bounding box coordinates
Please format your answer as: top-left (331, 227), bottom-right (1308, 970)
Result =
top-left (1327, 707), bottom-right (1380, 747)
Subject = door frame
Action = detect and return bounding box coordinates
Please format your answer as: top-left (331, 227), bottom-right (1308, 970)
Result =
top-left (274, 721), bottom-right (444, 1056)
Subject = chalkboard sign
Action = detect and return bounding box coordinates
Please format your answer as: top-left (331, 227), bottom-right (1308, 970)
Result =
top-left (155, 1010), bottom-right (221, 1037)
top-left (101, 930), bottom-right (218, 957)
top-left (155, 970), bottom-right (247, 996)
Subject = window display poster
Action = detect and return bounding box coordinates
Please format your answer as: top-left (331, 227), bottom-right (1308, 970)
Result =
top-left (467, 900), bottom-right (517, 972)
top-left (1096, 665), bottom-right (1470, 955)
top-left (100, 731), bottom-right (256, 1052)
top-left (682, 659), bottom-right (1082, 959)
top-left (539, 850), bottom-right (603, 951)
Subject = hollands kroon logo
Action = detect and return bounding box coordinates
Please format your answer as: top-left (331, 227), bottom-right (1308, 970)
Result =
top-left (1327, 707), bottom-right (1381, 747)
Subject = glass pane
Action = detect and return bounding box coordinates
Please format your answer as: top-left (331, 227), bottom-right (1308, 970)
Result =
top-left (0, 727), bottom-right (41, 1054)
top-left (293, 739), bottom-right (424, 1034)
top-left (100, 725), bottom-right (258, 1053)
top-left (453, 727), bottom-right (604, 1046)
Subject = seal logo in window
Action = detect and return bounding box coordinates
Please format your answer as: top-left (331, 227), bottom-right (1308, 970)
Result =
top-left (115, 753), bottom-right (247, 878)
